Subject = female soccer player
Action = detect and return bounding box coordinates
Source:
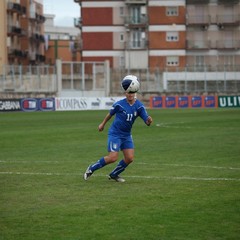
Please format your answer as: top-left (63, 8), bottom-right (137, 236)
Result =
top-left (83, 75), bottom-right (153, 182)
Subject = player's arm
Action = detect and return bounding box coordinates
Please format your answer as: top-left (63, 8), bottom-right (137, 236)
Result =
top-left (138, 106), bottom-right (153, 126)
top-left (98, 113), bottom-right (112, 132)
top-left (145, 116), bottom-right (153, 126)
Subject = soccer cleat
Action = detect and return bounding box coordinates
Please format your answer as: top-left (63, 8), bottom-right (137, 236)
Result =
top-left (83, 166), bottom-right (93, 180)
top-left (108, 174), bottom-right (125, 183)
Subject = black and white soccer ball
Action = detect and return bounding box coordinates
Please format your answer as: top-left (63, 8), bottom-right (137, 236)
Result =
top-left (121, 75), bottom-right (140, 93)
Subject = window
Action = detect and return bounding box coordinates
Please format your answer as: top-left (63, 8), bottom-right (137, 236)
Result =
top-left (119, 7), bottom-right (124, 16)
top-left (166, 6), bottom-right (178, 16)
top-left (131, 6), bottom-right (141, 24)
top-left (223, 56), bottom-right (234, 66)
top-left (166, 32), bottom-right (179, 42)
top-left (195, 56), bottom-right (205, 66)
top-left (120, 33), bottom-right (124, 42)
top-left (131, 30), bottom-right (141, 48)
top-left (167, 56), bottom-right (179, 66)
top-left (119, 56), bottom-right (125, 68)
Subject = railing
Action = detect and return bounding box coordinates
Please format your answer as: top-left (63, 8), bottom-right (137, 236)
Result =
top-left (217, 40), bottom-right (240, 49)
top-left (125, 15), bottom-right (148, 25)
top-left (125, 0), bottom-right (147, 4)
top-left (186, 40), bottom-right (210, 50)
top-left (186, 15), bottom-right (210, 25)
top-left (74, 17), bottom-right (82, 28)
top-left (111, 66), bottom-right (240, 95)
top-left (60, 61), bottom-right (110, 97)
top-left (125, 40), bottom-right (148, 49)
top-left (186, 40), bottom-right (240, 50)
top-left (163, 66), bottom-right (240, 93)
top-left (1, 63), bottom-right (239, 97)
top-left (187, 14), bottom-right (240, 26)
top-left (218, 0), bottom-right (239, 4)
top-left (0, 65), bottom-right (57, 94)
top-left (186, 0), bottom-right (210, 4)
top-left (217, 14), bottom-right (240, 25)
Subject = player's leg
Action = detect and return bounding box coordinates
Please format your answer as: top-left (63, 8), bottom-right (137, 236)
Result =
top-left (83, 135), bottom-right (120, 180)
top-left (83, 152), bottom-right (119, 180)
top-left (109, 136), bottom-right (134, 182)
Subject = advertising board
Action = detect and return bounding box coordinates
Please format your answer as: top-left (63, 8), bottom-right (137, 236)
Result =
top-left (0, 99), bottom-right (21, 112)
top-left (55, 97), bottom-right (123, 111)
top-left (150, 96), bottom-right (219, 108)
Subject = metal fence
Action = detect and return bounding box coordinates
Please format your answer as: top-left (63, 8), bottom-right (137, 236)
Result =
top-left (0, 63), bottom-right (239, 97)
top-left (60, 61), bottom-right (109, 96)
top-left (111, 66), bottom-right (240, 95)
top-left (0, 65), bottom-right (56, 95)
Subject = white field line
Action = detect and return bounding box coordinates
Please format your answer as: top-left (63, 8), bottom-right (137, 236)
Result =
top-left (1, 160), bottom-right (239, 171)
top-left (136, 162), bottom-right (240, 171)
top-left (0, 171), bottom-right (240, 182)
top-left (156, 122), bottom-right (240, 130)
top-left (0, 160), bottom-right (60, 164)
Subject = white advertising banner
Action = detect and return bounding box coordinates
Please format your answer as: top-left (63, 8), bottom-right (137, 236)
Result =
top-left (55, 97), bottom-right (124, 111)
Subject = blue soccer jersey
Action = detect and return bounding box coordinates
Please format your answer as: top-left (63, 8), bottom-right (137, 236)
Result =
top-left (108, 98), bottom-right (149, 137)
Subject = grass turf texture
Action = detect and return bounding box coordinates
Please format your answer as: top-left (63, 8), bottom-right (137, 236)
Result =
top-left (0, 108), bottom-right (240, 240)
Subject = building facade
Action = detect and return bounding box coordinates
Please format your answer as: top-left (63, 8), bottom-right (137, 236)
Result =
top-left (0, 0), bottom-right (46, 70)
top-left (74, 0), bottom-right (240, 70)
top-left (44, 14), bottom-right (81, 64)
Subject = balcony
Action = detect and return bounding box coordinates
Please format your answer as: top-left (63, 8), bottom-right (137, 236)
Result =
top-left (186, 40), bottom-right (210, 50)
top-left (36, 54), bottom-right (46, 62)
top-left (217, 40), bottom-right (240, 49)
top-left (29, 12), bottom-right (45, 23)
top-left (7, 2), bottom-right (26, 15)
top-left (8, 49), bottom-right (27, 58)
top-left (36, 14), bottom-right (46, 23)
top-left (74, 17), bottom-right (82, 28)
top-left (186, 15), bottom-right (210, 26)
top-left (187, 40), bottom-right (240, 50)
top-left (7, 26), bottom-right (26, 37)
top-left (217, 14), bottom-right (240, 26)
top-left (218, 0), bottom-right (239, 5)
top-left (186, 0), bottom-right (210, 4)
top-left (28, 53), bottom-right (45, 62)
top-left (125, 15), bottom-right (148, 27)
top-left (73, 41), bottom-right (82, 51)
top-left (125, 40), bottom-right (148, 49)
top-left (7, 2), bottom-right (20, 13)
top-left (30, 33), bottom-right (45, 43)
top-left (125, 0), bottom-right (147, 4)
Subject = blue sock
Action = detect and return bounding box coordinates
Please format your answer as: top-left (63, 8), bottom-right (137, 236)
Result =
top-left (90, 157), bottom-right (106, 172)
top-left (110, 159), bottom-right (128, 177)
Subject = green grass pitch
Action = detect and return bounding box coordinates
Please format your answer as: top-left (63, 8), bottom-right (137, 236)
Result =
top-left (0, 108), bottom-right (240, 240)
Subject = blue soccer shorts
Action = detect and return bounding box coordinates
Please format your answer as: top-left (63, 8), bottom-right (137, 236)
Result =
top-left (107, 134), bottom-right (134, 152)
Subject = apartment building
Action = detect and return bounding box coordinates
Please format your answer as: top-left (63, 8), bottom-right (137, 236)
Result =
top-left (186, 0), bottom-right (240, 70)
top-left (74, 0), bottom-right (240, 70)
top-left (0, 0), bottom-right (45, 72)
top-left (44, 14), bottom-right (81, 64)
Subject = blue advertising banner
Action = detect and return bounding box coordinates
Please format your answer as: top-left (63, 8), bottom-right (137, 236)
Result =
top-left (150, 96), bottom-right (164, 108)
top-left (191, 96), bottom-right (202, 108)
top-left (39, 98), bottom-right (55, 111)
top-left (178, 96), bottom-right (189, 108)
top-left (165, 96), bottom-right (176, 108)
top-left (204, 96), bottom-right (217, 108)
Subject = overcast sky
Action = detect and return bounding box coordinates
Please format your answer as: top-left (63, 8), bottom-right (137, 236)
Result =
top-left (43, 0), bottom-right (80, 27)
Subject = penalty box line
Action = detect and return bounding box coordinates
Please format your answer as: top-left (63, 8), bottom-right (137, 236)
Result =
top-left (0, 171), bottom-right (240, 182)
top-left (1, 161), bottom-right (239, 171)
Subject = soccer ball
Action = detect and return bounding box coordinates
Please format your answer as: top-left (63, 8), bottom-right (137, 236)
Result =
top-left (121, 75), bottom-right (140, 93)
